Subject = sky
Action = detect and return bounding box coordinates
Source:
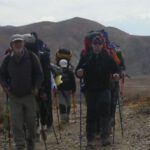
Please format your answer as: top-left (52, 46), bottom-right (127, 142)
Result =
top-left (0, 0), bottom-right (150, 36)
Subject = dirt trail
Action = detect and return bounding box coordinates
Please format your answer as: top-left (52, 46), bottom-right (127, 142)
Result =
top-left (1, 76), bottom-right (150, 150)
top-left (35, 102), bottom-right (150, 150)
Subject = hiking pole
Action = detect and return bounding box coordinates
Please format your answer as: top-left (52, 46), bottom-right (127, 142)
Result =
top-left (79, 79), bottom-right (83, 150)
top-left (46, 95), bottom-right (60, 145)
top-left (54, 92), bottom-right (62, 141)
top-left (52, 124), bottom-right (59, 144)
top-left (41, 126), bottom-right (48, 150)
top-left (6, 94), bottom-right (12, 150)
top-left (72, 93), bottom-right (77, 123)
top-left (118, 93), bottom-right (123, 137)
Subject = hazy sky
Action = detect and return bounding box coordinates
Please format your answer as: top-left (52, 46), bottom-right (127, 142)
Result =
top-left (0, 0), bottom-right (150, 35)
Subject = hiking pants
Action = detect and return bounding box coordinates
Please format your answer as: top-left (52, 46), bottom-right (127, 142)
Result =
top-left (9, 94), bottom-right (36, 150)
top-left (57, 90), bottom-right (72, 122)
top-left (86, 90), bottom-right (111, 142)
top-left (36, 91), bottom-right (53, 128)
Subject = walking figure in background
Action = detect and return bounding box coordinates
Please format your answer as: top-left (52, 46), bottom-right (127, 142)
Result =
top-left (57, 59), bottom-right (76, 126)
top-left (55, 48), bottom-right (76, 128)
top-left (76, 32), bottom-right (119, 149)
top-left (0, 34), bottom-right (43, 150)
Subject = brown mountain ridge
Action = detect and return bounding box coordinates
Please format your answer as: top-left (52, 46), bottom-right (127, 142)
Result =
top-left (0, 17), bottom-right (150, 75)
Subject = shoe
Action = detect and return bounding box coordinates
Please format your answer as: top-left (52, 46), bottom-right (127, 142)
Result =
top-left (16, 145), bottom-right (26, 150)
top-left (86, 143), bottom-right (95, 150)
top-left (86, 140), bottom-right (96, 150)
top-left (101, 137), bottom-right (111, 146)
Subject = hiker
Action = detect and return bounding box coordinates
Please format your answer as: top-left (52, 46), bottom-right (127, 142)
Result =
top-left (23, 32), bottom-right (53, 139)
top-left (76, 33), bottom-right (119, 148)
top-left (100, 30), bottom-right (126, 127)
top-left (0, 34), bottom-right (43, 150)
top-left (56, 58), bottom-right (76, 125)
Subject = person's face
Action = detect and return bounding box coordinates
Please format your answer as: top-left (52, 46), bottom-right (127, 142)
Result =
top-left (11, 40), bottom-right (24, 54)
top-left (92, 38), bottom-right (103, 54)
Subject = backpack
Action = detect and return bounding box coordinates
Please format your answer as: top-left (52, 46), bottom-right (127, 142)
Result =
top-left (58, 68), bottom-right (73, 90)
top-left (82, 30), bottom-right (122, 65)
top-left (23, 33), bottom-right (51, 91)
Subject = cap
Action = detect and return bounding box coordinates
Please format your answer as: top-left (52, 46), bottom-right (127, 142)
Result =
top-left (11, 34), bottom-right (24, 42)
top-left (59, 59), bottom-right (68, 68)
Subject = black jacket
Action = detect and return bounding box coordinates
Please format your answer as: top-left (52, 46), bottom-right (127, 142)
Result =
top-left (0, 49), bottom-right (43, 97)
top-left (76, 49), bottom-right (119, 92)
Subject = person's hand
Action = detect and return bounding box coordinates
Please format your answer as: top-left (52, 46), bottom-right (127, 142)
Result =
top-left (32, 88), bottom-right (39, 96)
top-left (113, 73), bottom-right (120, 81)
top-left (77, 69), bottom-right (84, 77)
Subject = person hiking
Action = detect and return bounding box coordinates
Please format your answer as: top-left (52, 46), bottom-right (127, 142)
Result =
top-left (0, 34), bottom-right (43, 150)
top-left (56, 59), bottom-right (76, 127)
top-left (76, 34), bottom-right (119, 149)
top-left (23, 32), bottom-right (53, 141)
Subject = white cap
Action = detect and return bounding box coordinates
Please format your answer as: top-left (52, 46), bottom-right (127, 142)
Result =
top-left (11, 34), bottom-right (24, 42)
top-left (59, 59), bottom-right (68, 68)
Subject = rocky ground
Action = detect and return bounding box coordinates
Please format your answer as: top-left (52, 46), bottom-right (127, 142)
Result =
top-left (1, 76), bottom-right (150, 150)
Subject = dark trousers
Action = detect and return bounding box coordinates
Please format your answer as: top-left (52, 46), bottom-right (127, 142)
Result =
top-left (36, 92), bottom-right (53, 128)
top-left (86, 90), bottom-right (111, 141)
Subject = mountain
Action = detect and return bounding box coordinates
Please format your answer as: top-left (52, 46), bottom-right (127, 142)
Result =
top-left (0, 17), bottom-right (150, 75)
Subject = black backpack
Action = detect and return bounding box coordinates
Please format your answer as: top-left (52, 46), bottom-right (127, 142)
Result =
top-left (58, 68), bottom-right (73, 90)
top-left (23, 33), bottom-right (51, 91)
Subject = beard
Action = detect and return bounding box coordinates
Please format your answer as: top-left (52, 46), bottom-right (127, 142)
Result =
top-left (13, 48), bottom-right (23, 55)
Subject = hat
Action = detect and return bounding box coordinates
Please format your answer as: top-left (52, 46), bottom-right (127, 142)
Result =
top-left (11, 34), bottom-right (24, 42)
top-left (59, 59), bottom-right (68, 68)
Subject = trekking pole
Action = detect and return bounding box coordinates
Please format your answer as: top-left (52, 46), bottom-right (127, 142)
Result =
top-left (41, 126), bottom-right (48, 150)
top-left (118, 93), bottom-right (124, 137)
top-left (72, 93), bottom-right (77, 123)
top-left (118, 76), bottom-right (125, 137)
top-left (52, 124), bottom-right (59, 144)
top-left (79, 79), bottom-right (83, 150)
top-left (54, 92), bottom-right (62, 141)
top-left (6, 94), bottom-right (12, 150)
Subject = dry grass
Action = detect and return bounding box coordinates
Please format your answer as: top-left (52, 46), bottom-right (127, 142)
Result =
top-left (123, 75), bottom-right (150, 99)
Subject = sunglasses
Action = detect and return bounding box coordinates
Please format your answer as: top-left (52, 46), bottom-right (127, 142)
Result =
top-left (93, 39), bottom-right (103, 45)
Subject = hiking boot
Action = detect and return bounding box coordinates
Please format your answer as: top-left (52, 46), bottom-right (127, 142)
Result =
top-left (86, 140), bottom-right (96, 150)
top-left (16, 145), bottom-right (26, 150)
top-left (86, 143), bottom-right (96, 150)
top-left (101, 137), bottom-right (111, 146)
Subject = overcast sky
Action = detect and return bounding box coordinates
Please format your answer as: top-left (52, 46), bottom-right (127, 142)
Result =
top-left (0, 0), bottom-right (150, 35)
